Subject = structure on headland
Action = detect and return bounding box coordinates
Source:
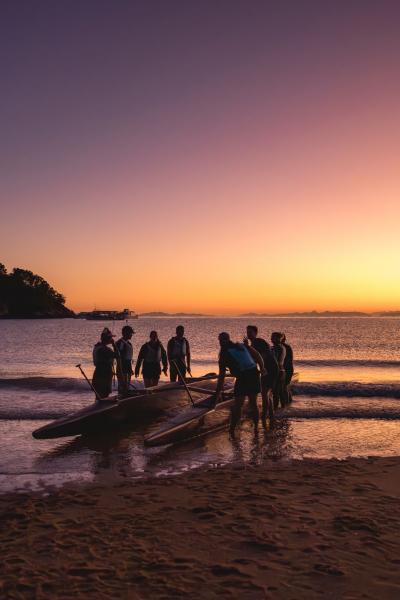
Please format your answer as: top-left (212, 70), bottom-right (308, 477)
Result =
top-left (78, 308), bottom-right (138, 320)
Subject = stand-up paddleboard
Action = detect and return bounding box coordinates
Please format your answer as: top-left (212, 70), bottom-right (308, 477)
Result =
top-left (32, 373), bottom-right (219, 440)
top-left (145, 392), bottom-right (234, 447)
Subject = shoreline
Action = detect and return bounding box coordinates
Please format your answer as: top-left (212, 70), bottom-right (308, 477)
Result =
top-left (2, 456), bottom-right (400, 599)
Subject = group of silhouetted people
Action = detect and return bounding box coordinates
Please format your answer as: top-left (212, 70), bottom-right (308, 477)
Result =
top-left (92, 325), bottom-right (191, 398)
top-left (92, 324), bottom-right (293, 437)
top-left (215, 326), bottom-right (293, 436)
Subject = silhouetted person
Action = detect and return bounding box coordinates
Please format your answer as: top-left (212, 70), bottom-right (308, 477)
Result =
top-left (245, 325), bottom-right (278, 427)
top-left (281, 333), bottom-right (294, 403)
top-left (115, 325), bottom-right (135, 395)
top-left (167, 325), bottom-right (191, 381)
top-left (271, 331), bottom-right (286, 409)
top-left (215, 332), bottom-right (265, 438)
top-left (92, 328), bottom-right (116, 400)
top-left (135, 331), bottom-right (168, 388)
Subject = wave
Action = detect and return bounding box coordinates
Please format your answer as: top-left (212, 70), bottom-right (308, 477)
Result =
top-left (294, 359), bottom-right (400, 368)
top-left (192, 358), bottom-right (400, 368)
top-left (283, 408), bottom-right (400, 420)
top-left (0, 409), bottom-right (70, 420)
top-left (294, 382), bottom-right (400, 398)
top-left (0, 377), bottom-right (91, 392)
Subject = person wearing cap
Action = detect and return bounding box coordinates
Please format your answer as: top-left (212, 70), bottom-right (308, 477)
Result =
top-left (215, 332), bottom-right (265, 437)
top-left (115, 325), bottom-right (135, 395)
top-left (92, 328), bottom-right (116, 400)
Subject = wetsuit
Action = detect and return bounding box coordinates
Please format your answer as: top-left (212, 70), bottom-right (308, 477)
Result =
top-left (136, 341), bottom-right (168, 380)
top-left (168, 336), bottom-right (190, 381)
top-left (92, 342), bottom-right (115, 399)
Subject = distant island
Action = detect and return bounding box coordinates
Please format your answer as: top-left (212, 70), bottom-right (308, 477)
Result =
top-left (139, 312), bottom-right (210, 317)
top-left (0, 263), bottom-right (74, 318)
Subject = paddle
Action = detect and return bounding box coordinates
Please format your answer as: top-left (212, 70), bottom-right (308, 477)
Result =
top-left (76, 363), bottom-right (101, 401)
top-left (172, 359), bottom-right (195, 407)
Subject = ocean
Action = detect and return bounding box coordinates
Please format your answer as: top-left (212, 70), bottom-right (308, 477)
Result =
top-left (1, 317), bottom-right (400, 493)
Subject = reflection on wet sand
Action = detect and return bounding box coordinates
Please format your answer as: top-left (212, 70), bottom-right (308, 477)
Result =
top-left (32, 414), bottom-right (293, 486)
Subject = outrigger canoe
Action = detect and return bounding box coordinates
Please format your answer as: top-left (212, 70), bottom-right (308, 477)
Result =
top-left (144, 393), bottom-right (235, 447)
top-left (145, 373), bottom-right (299, 447)
top-left (32, 373), bottom-right (228, 440)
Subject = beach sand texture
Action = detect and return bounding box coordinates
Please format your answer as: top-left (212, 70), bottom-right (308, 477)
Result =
top-left (1, 457), bottom-right (400, 599)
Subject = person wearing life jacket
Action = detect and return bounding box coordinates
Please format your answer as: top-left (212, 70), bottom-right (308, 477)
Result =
top-left (215, 332), bottom-right (265, 437)
top-left (115, 325), bottom-right (135, 395)
top-left (135, 331), bottom-right (168, 388)
top-left (281, 333), bottom-right (294, 404)
top-left (245, 325), bottom-right (278, 427)
top-left (92, 328), bottom-right (116, 400)
top-left (271, 331), bottom-right (287, 409)
top-left (167, 325), bottom-right (192, 382)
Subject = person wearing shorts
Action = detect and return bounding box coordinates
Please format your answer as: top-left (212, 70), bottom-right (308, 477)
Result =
top-left (215, 332), bottom-right (265, 437)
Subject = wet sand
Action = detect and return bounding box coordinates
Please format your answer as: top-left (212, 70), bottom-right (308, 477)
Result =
top-left (1, 457), bottom-right (400, 599)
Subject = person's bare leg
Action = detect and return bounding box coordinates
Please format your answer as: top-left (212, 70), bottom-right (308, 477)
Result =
top-left (229, 396), bottom-right (245, 438)
top-left (248, 393), bottom-right (259, 432)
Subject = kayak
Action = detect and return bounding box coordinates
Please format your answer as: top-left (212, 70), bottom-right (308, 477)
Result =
top-left (32, 373), bottom-right (221, 440)
top-left (144, 392), bottom-right (235, 447)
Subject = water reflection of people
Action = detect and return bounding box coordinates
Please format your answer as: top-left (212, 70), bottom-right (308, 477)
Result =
top-left (135, 331), bottom-right (168, 388)
top-left (92, 328), bottom-right (116, 399)
top-left (215, 332), bottom-right (265, 438)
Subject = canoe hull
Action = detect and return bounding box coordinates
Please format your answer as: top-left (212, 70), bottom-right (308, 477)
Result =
top-left (32, 374), bottom-right (222, 440)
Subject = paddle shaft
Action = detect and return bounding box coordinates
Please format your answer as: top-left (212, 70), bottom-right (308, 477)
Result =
top-left (76, 363), bottom-right (101, 401)
top-left (172, 359), bottom-right (195, 406)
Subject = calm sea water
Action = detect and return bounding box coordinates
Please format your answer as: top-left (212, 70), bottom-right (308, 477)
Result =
top-left (1, 317), bottom-right (400, 493)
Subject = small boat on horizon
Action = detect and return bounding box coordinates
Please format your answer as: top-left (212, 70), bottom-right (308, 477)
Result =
top-left (78, 308), bottom-right (139, 321)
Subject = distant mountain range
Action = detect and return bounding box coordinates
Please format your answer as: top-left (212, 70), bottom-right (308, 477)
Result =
top-left (139, 312), bottom-right (210, 317)
top-left (239, 311), bottom-right (400, 317)
top-left (140, 310), bottom-right (400, 318)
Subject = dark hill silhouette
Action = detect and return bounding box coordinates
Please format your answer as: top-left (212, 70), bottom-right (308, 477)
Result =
top-left (0, 263), bottom-right (74, 318)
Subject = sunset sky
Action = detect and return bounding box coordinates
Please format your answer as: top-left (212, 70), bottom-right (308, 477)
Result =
top-left (1, 0), bottom-right (399, 313)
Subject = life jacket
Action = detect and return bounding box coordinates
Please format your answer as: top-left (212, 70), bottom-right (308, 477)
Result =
top-left (224, 343), bottom-right (256, 377)
top-left (93, 342), bottom-right (114, 368)
top-left (170, 337), bottom-right (187, 359)
top-left (144, 342), bottom-right (162, 364)
top-left (116, 338), bottom-right (133, 361)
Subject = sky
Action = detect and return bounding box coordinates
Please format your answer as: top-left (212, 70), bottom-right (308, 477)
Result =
top-left (1, 0), bottom-right (399, 314)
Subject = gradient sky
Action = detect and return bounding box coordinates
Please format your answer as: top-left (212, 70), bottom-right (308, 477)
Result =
top-left (1, 0), bottom-right (399, 313)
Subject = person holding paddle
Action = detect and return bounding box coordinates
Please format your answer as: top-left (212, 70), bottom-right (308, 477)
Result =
top-left (167, 325), bottom-right (192, 381)
top-left (215, 332), bottom-right (265, 438)
top-left (92, 327), bottom-right (117, 400)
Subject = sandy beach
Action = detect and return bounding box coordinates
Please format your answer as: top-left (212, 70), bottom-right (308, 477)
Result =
top-left (1, 457), bottom-right (400, 599)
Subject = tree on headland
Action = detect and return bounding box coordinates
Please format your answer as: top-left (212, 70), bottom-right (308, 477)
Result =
top-left (0, 264), bottom-right (74, 318)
